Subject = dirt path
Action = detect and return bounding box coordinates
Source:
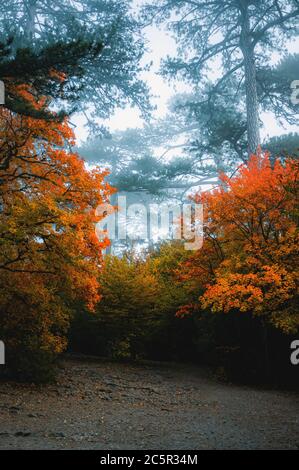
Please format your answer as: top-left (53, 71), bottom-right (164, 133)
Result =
top-left (0, 357), bottom-right (298, 449)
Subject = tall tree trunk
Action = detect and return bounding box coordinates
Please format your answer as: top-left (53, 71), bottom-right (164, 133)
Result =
top-left (240, 2), bottom-right (261, 157)
top-left (24, 0), bottom-right (37, 42)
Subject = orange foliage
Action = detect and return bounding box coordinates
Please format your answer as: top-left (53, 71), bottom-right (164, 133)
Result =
top-left (0, 83), bottom-right (114, 369)
top-left (178, 153), bottom-right (299, 333)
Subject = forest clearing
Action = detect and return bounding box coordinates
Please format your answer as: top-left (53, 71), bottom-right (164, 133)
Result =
top-left (0, 356), bottom-right (298, 450)
top-left (0, 0), bottom-right (299, 453)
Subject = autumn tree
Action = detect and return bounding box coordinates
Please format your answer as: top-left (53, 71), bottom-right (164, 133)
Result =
top-left (70, 244), bottom-right (199, 361)
top-left (0, 1), bottom-right (151, 380)
top-left (0, 37), bottom-right (103, 120)
top-left (199, 154), bottom-right (299, 335)
top-left (71, 253), bottom-right (162, 360)
top-left (170, 152), bottom-right (298, 381)
top-left (175, 152), bottom-right (299, 334)
top-left (0, 84), bottom-right (112, 381)
top-left (0, 0), bottom-right (151, 130)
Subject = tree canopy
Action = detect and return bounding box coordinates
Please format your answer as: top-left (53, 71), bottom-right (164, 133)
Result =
top-left (0, 0), bottom-right (152, 129)
top-left (143, 0), bottom-right (299, 155)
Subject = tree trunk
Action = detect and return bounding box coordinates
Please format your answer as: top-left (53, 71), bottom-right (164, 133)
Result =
top-left (240, 3), bottom-right (261, 157)
top-left (24, 0), bottom-right (37, 42)
top-left (261, 319), bottom-right (271, 383)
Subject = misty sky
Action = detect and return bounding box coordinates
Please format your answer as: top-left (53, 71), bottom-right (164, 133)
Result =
top-left (73, 4), bottom-right (299, 144)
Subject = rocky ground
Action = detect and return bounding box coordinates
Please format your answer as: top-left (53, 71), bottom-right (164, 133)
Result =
top-left (0, 356), bottom-right (298, 450)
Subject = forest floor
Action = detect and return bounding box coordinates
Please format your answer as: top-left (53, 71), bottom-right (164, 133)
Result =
top-left (0, 356), bottom-right (298, 450)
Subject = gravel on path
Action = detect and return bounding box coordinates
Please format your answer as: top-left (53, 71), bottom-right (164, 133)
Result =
top-left (0, 357), bottom-right (298, 449)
